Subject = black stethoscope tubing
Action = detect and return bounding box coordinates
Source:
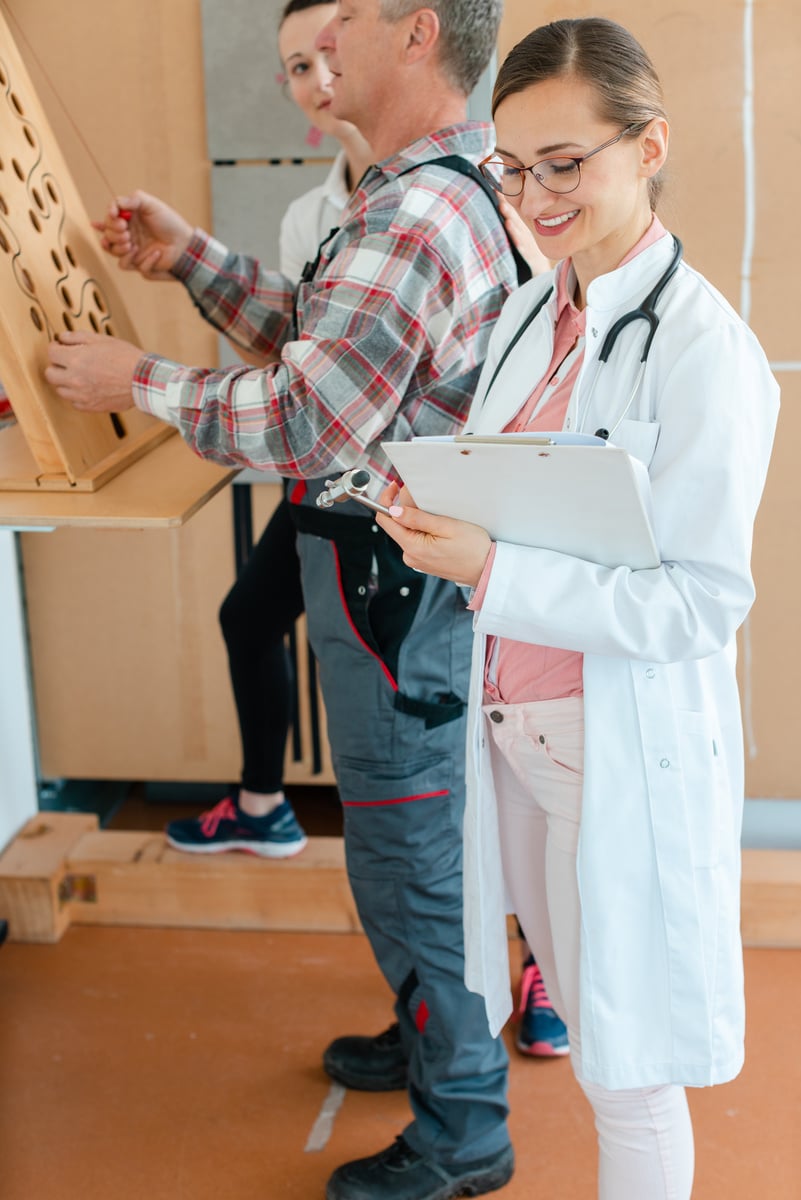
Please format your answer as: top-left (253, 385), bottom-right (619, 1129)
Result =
top-left (478, 235), bottom-right (684, 436)
top-left (597, 235), bottom-right (683, 365)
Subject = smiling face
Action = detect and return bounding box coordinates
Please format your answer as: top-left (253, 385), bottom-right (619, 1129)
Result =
top-left (493, 74), bottom-right (666, 295)
top-left (278, 3), bottom-right (357, 140)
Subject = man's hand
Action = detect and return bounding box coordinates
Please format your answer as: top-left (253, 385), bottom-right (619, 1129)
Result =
top-left (375, 481), bottom-right (492, 589)
top-left (92, 190), bottom-right (194, 281)
top-left (45, 331), bottom-right (141, 412)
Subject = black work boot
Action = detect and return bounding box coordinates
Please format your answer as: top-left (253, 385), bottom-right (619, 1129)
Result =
top-left (326, 1136), bottom-right (514, 1200)
top-left (323, 1022), bottom-right (408, 1091)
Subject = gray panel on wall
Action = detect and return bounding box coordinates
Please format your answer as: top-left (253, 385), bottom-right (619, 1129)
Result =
top-left (467, 55), bottom-right (497, 126)
top-left (211, 161), bottom-right (331, 366)
top-left (201, 0), bottom-right (341, 161)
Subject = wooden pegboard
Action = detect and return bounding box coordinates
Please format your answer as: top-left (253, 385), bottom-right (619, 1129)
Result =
top-left (0, 7), bottom-right (171, 491)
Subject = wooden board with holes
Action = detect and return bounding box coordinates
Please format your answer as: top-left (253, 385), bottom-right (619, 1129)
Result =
top-left (0, 8), bottom-right (171, 491)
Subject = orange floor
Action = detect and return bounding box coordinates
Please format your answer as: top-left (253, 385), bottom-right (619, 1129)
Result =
top-left (2, 925), bottom-right (800, 1200)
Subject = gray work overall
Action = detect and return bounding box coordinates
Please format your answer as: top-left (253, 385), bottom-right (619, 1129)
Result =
top-left (292, 485), bottom-right (510, 1165)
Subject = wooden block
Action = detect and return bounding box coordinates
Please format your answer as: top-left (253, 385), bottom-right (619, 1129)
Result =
top-left (4, 823), bottom-right (797, 948)
top-left (741, 848), bottom-right (801, 947)
top-left (60, 831), bottom-right (361, 935)
top-left (0, 812), bottom-right (98, 941)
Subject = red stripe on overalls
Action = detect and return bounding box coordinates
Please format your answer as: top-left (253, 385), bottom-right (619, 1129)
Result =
top-left (331, 544), bottom-right (398, 692)
top-left (289, 480), bottom-right (308, 504)
top-left (341, 789), bottom-right (449, 808)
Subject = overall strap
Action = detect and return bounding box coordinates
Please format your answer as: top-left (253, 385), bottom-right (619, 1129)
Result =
top-left (293, 224), bottom-right (341, 337)
top-left (296, 151), bottom-right (533, 315)
top-left (399, 154), bottom-right (532, 287)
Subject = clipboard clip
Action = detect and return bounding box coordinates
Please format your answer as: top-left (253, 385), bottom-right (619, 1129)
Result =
top-left (316, 468), bottom-right (392, 516)
top-left (453, 434), bottom-right (555, 445)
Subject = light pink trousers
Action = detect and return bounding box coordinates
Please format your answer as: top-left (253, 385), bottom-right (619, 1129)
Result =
top-left (484, 698), bottom-right (695, 1200)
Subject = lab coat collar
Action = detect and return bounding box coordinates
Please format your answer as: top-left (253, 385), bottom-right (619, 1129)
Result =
top-left (583, 232), bottom-right (678, 314)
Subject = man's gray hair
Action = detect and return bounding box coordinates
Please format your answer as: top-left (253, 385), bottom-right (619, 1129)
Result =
top-left (379, 0), bottom-right (502, 95)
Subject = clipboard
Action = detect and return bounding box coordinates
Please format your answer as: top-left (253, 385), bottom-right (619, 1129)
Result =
top-left (381, 435), bottom-right (660, 570)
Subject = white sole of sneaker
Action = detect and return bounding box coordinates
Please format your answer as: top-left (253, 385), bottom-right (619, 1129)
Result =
top-left (165, 836), bottom-right (308, 859)
top-left (515, 1038), bottom-right (570, 1057)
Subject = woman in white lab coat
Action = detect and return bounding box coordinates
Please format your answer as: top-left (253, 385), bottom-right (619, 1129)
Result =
top-left (377, 17), bottom-right (779, 1200)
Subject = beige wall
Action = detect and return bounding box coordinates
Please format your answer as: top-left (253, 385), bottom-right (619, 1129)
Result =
top-left (7, 0), bottom-right (800, 796)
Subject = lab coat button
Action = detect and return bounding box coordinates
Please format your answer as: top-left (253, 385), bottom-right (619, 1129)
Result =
top-left (646, 668), bottom-right (655, 679)
top-left (489, 710), bottom-right (504, 724)
top-left (660, 758), bottom-right (670, 769)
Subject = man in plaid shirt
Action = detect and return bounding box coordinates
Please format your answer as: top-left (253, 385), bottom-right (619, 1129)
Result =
top-left (48, 4), bottom-right (525, 1197)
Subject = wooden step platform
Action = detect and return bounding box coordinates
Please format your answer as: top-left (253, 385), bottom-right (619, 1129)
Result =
top-left (740, 849), bottom-right (801, 947)
top-left (1, 812), bottom-right (800, 946)
top-left (0, 813), bottom-right (360, 943)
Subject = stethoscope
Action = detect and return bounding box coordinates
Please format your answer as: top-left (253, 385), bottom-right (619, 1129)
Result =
top-left (316, 236), bottom-right (684, 517)
top-left (481, 234), bottom-right (684, 441)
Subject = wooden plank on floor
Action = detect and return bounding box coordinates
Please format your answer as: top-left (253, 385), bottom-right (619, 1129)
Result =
top-left (2, 819), bottom-right (800, 946)
top-left (61, 830), bottom-right (362, 935)
top-left (0, 813), bottom-right (99, 942)
top-left (741, 848), bottom-right (801, 947)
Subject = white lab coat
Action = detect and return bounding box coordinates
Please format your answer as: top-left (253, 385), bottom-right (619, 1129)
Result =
top-left (462, 233), bottom-right (780, 1089)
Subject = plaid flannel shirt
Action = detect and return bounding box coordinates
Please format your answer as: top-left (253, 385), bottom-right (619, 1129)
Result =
top-left (133, 124), bottom-right (518, 488)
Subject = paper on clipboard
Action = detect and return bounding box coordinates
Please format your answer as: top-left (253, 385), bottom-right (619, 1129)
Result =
top-left (381, 433), bottom-right (660, 570)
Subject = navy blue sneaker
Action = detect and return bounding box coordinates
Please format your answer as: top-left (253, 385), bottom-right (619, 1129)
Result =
top-left (516, 955), bottom-right (570, 1057)
top-left (165, 795), bottom-right (307, 859)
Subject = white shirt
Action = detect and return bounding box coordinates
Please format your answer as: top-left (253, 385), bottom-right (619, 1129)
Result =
top-left (279, 151), bottom-right (351, 285)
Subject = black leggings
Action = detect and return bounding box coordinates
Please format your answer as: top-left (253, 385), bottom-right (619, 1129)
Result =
top-left (218, 497), bottom-right (305, 794)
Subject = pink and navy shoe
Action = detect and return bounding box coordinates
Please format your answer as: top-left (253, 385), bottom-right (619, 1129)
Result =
top-left (516, 955), bottom-right (570, 1057)
top-left (166, 794), bottom-right (307, 859)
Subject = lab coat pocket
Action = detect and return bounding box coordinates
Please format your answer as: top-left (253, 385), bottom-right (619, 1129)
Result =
top-left (678, 709), bottom-right (723, 869)
top-left (610, 418), bottom-right (661, 467)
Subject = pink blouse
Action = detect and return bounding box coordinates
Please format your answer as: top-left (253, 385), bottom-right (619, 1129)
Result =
top-left (470, 217), bottom-right (666, 703)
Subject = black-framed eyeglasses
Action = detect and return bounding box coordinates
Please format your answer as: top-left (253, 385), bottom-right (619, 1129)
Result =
top-left (479, 124), bottom-right (639, 197)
